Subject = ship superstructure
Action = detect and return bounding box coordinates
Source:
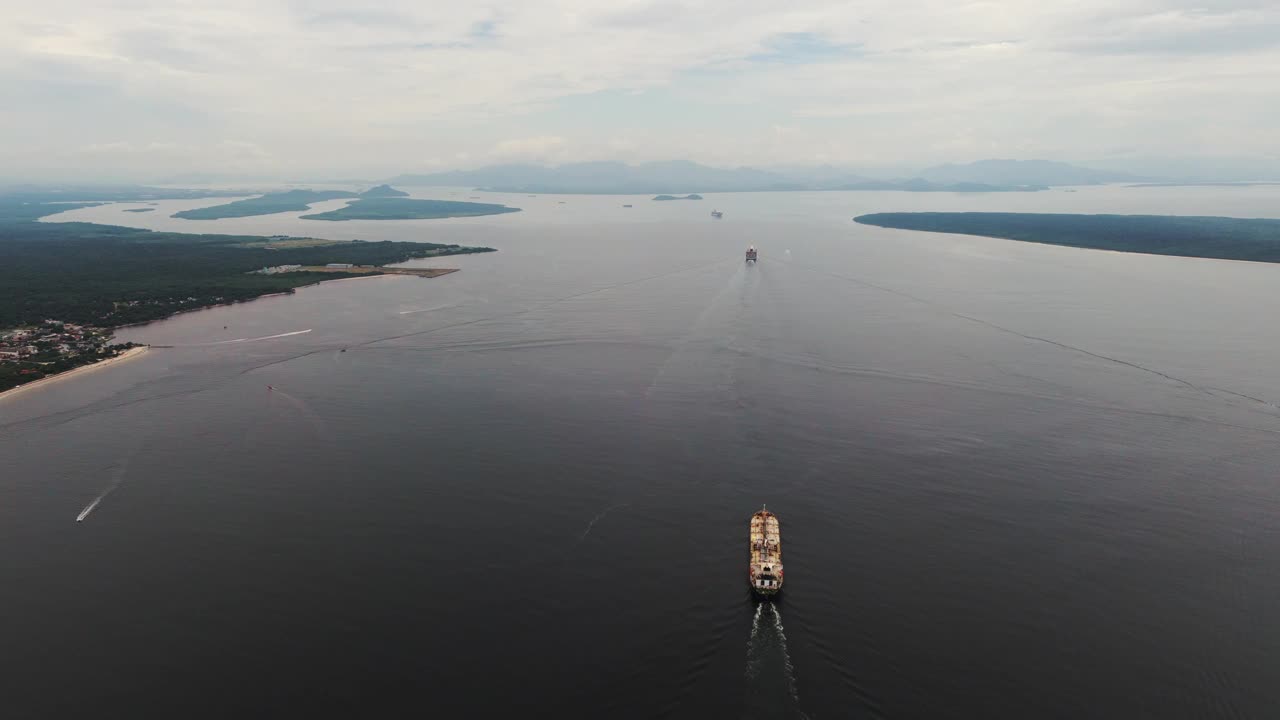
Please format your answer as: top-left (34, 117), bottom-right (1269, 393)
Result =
top-left (749, 506), bottom-right (783, 595)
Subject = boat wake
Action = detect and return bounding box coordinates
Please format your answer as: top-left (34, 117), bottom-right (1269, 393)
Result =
top-left (745, 601), bottom-right (807, 719)
top-left (268, 387), bottom-right (330, 440)
top-left (399, 303), bottom-right (461, 315)
top-left (205, 329), bottom-right (313, 345)
top-left (578, 503), bottom-right (630, 541)
top-left (76, 458), bottom-right (132, 522)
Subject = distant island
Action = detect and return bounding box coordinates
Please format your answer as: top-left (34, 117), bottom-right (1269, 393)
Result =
top-left (300, 197), bottom-right (522, 221)
top-left (0, 189), bottom-right (495, 393)
top-left (854, 212), bottom-right (1280, 264)
top-left (123, 208), bottom-right (155, 213)
top-left (653, 194), bottom-right (703, 201)
top-left (360, 184), bottom-right (410, 198)
top-left (172, 190), bottom-right (358, 220)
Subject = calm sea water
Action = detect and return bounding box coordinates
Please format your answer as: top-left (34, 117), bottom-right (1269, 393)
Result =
top-left (4, 186), bottom-right (1280, 718)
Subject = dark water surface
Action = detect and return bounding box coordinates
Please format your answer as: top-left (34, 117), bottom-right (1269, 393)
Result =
top-left (4, 187), bottom-right (1280, 718)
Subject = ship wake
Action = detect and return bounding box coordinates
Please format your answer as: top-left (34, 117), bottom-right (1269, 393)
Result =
top-left (745, 601), bottom-right (807, 719)
top-left (268, 387), bottom-right (330, 440)
top-left (578, 503), bottom-right (629, 541)
top-left (76, 457), bottom-right (133, 522)
top-left (198, 329), bottom-right (313, 346)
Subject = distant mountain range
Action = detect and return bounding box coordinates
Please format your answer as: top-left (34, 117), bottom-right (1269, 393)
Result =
top-left (916, 159), bottom-right (1147, 186)
top-left (387, 159), bottom-right (1139, 194)
top-left (389, 161), bottom-right (805, 194)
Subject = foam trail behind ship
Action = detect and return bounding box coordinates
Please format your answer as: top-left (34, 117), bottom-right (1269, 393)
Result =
top-left (268, 387), bottom-right (330, 440)
top-left (399, 303), bottom-right (461, 315)
top-left (744, 601), bottom-right (808, 719)
top-left (76, 457), bottom-right (132, 522)
top-left (197, 329), bottom-right (313, 346)
top-left (578, 503), bottom-right (630, 542)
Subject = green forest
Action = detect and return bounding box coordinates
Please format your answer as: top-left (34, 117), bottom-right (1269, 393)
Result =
top-left (854, 213), bottom-right (1280, 263)
top-left (299, 197), bottom-right (522, 220)
top-left (0, 196), bottom-right (494, 328)
top-left (171, 190), bottom-right (359, 219)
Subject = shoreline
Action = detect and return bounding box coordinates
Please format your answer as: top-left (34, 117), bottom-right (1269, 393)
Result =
top-left (111, 267), bottom-right (461, 330)
top-left (0, 346), bottom-right (150, 403)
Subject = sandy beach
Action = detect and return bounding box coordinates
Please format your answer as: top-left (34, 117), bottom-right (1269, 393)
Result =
top-left (0, 346), bottom-right (149, 403)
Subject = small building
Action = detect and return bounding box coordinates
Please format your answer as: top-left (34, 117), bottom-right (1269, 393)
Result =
top-left (326, 263), bottom-right (354, 269)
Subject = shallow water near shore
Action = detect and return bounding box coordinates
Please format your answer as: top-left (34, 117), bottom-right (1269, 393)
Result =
top-left (4, 185), bottom-right (1280, 717)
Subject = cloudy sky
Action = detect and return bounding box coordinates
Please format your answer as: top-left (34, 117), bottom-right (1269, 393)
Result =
top-left (2, 0), bottom-right (1277, 181)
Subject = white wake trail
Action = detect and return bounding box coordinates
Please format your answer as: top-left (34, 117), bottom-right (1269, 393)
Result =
top-left (399, 303), bottom-right (460, 315)
top-left (75, 495), bottom-right (106, 522)
top-left (268, 388), bottom-right (329, 439)
top-left (76, 460), bottom-right (131, 522)
top-left (745, 602), bottom-right (767, 678)
top-left (745, 602), bottom-right (807, 717)
top-left (207, 329), bottom-right (312, 345)
top-left (771, 603), bottom-right (803, 707)
top-left (578, 503), bottom-right (630, 541)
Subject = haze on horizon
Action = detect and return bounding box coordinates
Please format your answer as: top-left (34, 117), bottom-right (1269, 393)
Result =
top-left (3, 0), bottom-right (1278, 183)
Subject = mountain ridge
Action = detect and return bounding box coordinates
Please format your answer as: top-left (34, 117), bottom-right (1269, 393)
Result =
top-left (387, 159), bottom-right (1133, 194)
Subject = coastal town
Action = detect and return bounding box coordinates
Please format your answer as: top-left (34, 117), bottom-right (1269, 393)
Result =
top-left (0, 320), bottom-right (138, 393)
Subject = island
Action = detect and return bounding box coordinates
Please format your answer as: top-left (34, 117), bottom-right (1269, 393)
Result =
top-left (653, 194), bottom-right (703, 201)
top-left (124, 208), bottom-right (156, 213)
top-left (299, 197), bottom-right (522, 221)
top-left (853, 212), bottom-right (1280, 263)
top-left (172, 190), bottom-right (359, 220)
top-left (0, 191), bottom-right (495, 393)
top-left (361, 184), bottom-right (410, 198)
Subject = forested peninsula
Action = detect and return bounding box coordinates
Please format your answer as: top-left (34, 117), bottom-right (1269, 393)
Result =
top-left (0, 189), bottom-right (494, 392)
top-left (172, 190), bottom-right (358, 219)
top-left (854, 213), bottom-right (1280, 263)
top-left (300, 197), bottom-right (521, 221)
top-left (173, 189), bottom-right (520, 221)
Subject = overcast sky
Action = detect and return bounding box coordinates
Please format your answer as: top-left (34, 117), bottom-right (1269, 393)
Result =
top-left (2, 0), bottom-right (1277, 181)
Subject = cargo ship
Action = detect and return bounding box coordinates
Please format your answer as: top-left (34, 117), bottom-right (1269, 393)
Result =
top-left (749, 506), bottom-right (783, 596)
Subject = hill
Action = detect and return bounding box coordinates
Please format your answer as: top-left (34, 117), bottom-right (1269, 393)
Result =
top-left (385, 160), bottom-right (1089, 194)
top-left (389, 161), bottom-right (802, 194)
top-left (835, 179), bottom-right (1046, 192)
top-left (361, 184), bottom-right (410, 198)
top-left (918, 160), bottom-right (1144, 187)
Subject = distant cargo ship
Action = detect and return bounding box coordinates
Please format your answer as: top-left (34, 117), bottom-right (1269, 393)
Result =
top-left (749, 506), bottom-right (783, 595)
top-left (711, 209), bottom-right (723, 218)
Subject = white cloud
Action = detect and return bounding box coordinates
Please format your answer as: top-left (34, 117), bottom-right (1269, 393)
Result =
top-left (0, 0), bottom-right (1275, 180)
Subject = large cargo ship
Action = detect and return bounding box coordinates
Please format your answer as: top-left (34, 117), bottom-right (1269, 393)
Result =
top-left (749, 506), bottom-right (783, 596)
